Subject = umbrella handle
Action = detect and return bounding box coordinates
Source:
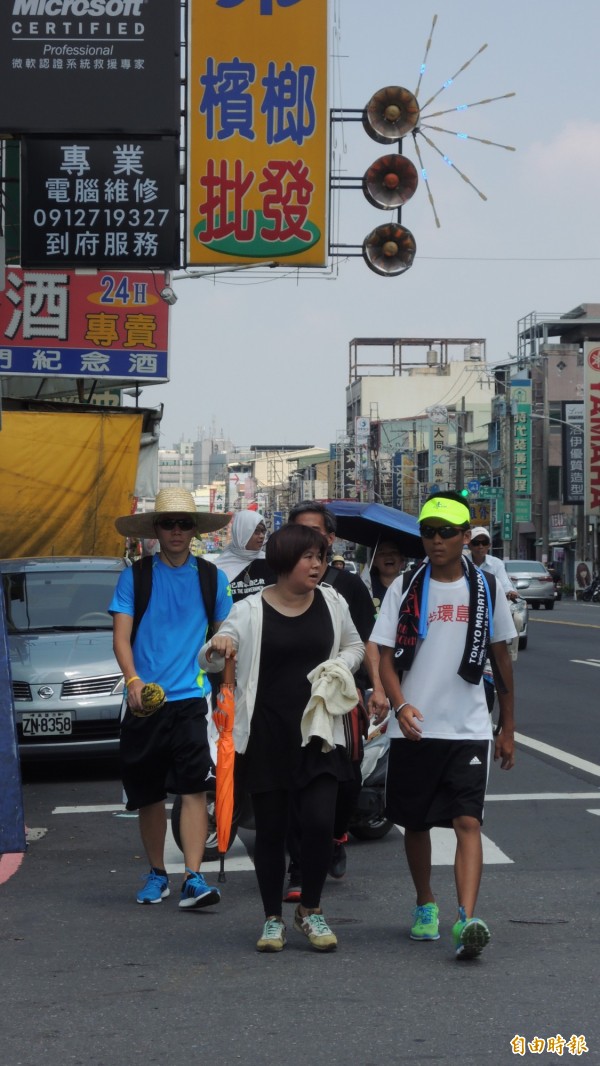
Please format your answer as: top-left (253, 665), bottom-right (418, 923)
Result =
top-left (218, 853), bottom-right (226, 883)
top-left (222, 657), bottom-right (236, 687)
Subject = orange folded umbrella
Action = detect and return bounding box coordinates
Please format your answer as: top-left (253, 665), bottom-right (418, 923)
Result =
top-left (212, 658), bottom-right (236, 883)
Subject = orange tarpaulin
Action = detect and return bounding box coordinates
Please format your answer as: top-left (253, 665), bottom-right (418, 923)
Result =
top-left (0, 410), bottom-right (143, 558)
top-left (213, 658), bottom-right (236, 883)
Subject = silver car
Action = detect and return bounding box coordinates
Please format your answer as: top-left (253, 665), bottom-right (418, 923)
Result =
top-left (504, 560), bottom-right (555, 611)
top-left (1, 556), bottom-right (125, 759)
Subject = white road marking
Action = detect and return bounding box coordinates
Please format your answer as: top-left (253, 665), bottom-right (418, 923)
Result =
top-left (52, 790), bottom-right (600, 874)
top-left (164, 824), bottom-right (254, 875)
top-left (569, 658), bottom-right (600, 667)
top-left (53, 804), bottom-right (129, 814)
top-left (515, 732), bottom-right (600, 778)
top-left (486, 792), bottom-right (600, 801)
top-left (395, 826), bottom-right (513, 865)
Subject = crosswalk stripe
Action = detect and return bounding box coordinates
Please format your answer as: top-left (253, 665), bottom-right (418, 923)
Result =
top-left (164, 824), bottom-right (254, 875)
top-left (395, 825), bottom-right (513, 865)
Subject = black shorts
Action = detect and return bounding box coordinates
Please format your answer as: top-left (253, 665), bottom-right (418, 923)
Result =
top-left (385, 738), bottom-right (491, 831)
top-left (120, 697), bottom-right (213, 811)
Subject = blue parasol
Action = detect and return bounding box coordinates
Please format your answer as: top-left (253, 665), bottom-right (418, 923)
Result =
top-left (327, 500), bottom-right (424, 555)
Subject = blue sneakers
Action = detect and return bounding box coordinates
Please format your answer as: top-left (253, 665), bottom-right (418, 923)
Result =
top-left (137, 869), bottom-right (170, 905)
top-left (179, 868), bottom-right (221, 910)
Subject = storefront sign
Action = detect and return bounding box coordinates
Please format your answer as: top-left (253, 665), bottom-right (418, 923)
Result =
top-left (21, 137), bottom-right (180, 268)
top-left (186, 0), bottom-right (328, 266)
top-left (429, 423), bottom-right (449, 484)
top-left (0, 0), bottom-right (180, 134)
top-left (562, 401), bottom-right (584, 505)
top-left (0, 268), bottom-right (169, 381)
top-left (511, 378), bottom-right (532, 507)
top-left (583, 343), bottom-right (600, 516)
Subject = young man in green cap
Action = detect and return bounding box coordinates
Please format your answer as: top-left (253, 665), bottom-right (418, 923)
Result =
top-left (371, 490), bottom-right (516, 959)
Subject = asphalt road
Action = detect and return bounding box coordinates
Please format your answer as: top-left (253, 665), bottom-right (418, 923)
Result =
top-left (2, 599), bottom-right (599, 1066)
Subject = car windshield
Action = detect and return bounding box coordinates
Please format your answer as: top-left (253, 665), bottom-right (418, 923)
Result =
top-left (2, 569), bottom-right (117, 632)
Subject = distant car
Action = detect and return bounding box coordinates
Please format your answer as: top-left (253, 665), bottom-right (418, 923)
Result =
top-left (343, 561), bottom-right (358, 574)
top-left (504, 560), bottom-right (555, 610)
top-left (0, 556), bottom-right (125, 760)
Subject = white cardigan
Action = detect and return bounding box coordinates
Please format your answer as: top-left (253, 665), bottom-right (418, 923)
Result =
top-left (198, 584), bottom-right (364, 754)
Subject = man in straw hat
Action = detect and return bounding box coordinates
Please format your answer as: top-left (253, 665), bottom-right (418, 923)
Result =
top-left (109, 488), bottom-right (232, 908)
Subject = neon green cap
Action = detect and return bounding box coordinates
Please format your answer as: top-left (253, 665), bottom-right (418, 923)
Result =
top-left (419, 497), bottom-right (471, 526)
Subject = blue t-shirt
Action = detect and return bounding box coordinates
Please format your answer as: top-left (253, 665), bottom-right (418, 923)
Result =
top-left (109, 555), bottom-right (232, 700)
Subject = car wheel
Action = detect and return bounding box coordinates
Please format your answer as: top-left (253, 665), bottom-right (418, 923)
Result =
top-left (545, 600), bottom-right (554, 611)
top-left (532, 602), bottom-right (540, 609)
top-left (518, 634), bottom-right (528, 650)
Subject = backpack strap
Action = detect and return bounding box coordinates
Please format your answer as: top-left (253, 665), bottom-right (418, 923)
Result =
top-left (130, 555), bottom-right (153, 646)
top-left (196, 556), bottom-right (218, 634)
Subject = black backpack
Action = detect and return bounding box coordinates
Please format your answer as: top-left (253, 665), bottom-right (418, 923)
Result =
top-left (130, 554), bottom-right (218, 645)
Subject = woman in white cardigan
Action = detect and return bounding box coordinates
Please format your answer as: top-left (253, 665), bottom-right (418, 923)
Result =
top-left (199, 524), bottom-right (363, 955)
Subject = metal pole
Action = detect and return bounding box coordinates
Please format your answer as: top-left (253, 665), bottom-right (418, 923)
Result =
top-left (541, 354), bottom-right (549, 564)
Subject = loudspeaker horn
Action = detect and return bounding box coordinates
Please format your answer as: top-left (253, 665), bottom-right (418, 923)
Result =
top-left (362, 86), bottom-right (420, 144)
top-left (362, 154), bottom-right (419, 209)
top-left (362, 223), bottom-right (417, 277)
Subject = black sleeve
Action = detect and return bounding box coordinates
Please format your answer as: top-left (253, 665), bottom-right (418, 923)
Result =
top-left (330, 570), bottom-right (376, 642)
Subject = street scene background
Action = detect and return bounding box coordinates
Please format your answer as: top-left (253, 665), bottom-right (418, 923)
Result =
top-left (3, 601), bottom-right (599, 1066)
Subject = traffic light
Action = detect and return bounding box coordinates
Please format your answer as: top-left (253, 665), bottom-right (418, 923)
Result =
top-left (361, 86), bottom-right (420, 276)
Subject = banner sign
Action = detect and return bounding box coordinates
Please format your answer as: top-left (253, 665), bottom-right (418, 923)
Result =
top-left (510, 378), bottom-right (532, 503)
top-left (186, 0), bottom-right (328, 266)
top-left (0, 0), bottom-right (180, 135)
top-left (0, 268), bottom-right (169, 381)
top-left (562, 401), bottom-right (584, 505)
top-left (583, 343), bottom-right (600, 516)
top-left (21, 137), bottom-right (180, 269)
top-left (429, 423), bottom-right (449, 484)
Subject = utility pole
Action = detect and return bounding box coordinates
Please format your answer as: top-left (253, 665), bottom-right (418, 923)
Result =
top-left (455, 396), bottom-right (466, 491)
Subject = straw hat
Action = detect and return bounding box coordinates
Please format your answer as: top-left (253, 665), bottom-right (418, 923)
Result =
top-left (115, 487), bottom-right (230, 539)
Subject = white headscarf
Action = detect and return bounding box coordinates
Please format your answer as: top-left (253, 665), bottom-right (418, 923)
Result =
top-left (215, 510), bottom-right (266, 581)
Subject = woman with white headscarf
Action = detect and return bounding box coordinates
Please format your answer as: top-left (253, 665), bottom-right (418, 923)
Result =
top-left (216, 510), bottom-right (274, 602)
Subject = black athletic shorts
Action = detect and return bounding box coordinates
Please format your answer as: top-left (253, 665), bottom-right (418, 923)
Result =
top-left (120, 697), bottom-right (213, 811)
top-left (385, 737), bottom-right (491, 830)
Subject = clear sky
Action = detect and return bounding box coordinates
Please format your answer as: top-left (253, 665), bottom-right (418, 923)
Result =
top-left (141, 0), bottom-right (600, 451)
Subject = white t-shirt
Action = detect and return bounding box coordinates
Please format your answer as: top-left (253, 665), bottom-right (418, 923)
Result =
top-left (371, 571), bottom-right (517, 741)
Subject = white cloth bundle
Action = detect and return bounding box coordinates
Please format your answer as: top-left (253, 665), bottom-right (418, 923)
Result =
top-left (300, 659), bottom-right (359, 753)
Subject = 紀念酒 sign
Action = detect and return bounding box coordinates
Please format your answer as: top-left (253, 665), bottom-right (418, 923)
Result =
top-left (186, 0), bottom-right (328, 267)
top-left (0, 269), bottom-right (169, 382)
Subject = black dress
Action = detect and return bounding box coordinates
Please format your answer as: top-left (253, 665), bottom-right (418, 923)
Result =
top-left (242, 588), bottom-right (354, 794)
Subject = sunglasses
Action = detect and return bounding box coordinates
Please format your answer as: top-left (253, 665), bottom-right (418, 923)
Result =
top-left (419, 524), bottom-right (464, 540)
top-left (470, 539), bottom-right (490, 547)
top-left (155, 517), bottom-right (196, 532)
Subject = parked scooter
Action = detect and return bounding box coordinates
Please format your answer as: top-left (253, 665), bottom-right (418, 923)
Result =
top-left (170, 713), bottom-right (393, 858)
top-left (347, 716), bottom-right (393, 841)
top-left (580, 575), bottom-right (600, 603)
